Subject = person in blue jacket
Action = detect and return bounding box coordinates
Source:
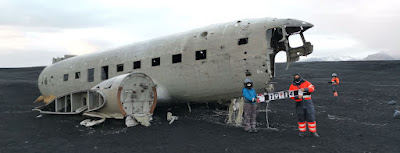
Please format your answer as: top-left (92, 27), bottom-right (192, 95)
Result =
top-left (242, 78), bottom-right (260, 133)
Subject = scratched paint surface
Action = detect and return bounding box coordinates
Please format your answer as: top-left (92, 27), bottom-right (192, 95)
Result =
top-left (37, 18), bottom-right (313, 105)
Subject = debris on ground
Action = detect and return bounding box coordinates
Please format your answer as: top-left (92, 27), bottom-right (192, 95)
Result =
top-left (167, 112), bottom-right (179, 124)
top-left (393, 110), bottom-right (400, 119)
top-left (125, 115), bottom-right (138, 127)
top-left (80, 118), bottom-right (106, 127)
top-left (387, 101), bottom-right (397, 105)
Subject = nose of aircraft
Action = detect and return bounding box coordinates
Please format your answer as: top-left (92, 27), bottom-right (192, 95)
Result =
top-left (282, 18), bottom-right (314, 28)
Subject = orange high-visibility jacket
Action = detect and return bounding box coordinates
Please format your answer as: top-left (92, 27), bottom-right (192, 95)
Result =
top-left (331, 77), bottom-right (339, 85)
top-left (289, 80), bottom-right (315, 102)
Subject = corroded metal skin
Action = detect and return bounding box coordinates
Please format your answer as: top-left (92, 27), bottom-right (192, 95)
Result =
top-left (91, 73), bottom-right (156, 117)
top-left (37, 17), bottom-right (314, 107)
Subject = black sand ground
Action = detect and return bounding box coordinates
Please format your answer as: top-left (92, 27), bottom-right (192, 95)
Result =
top-left (1, 61), bottom-right (399, 153)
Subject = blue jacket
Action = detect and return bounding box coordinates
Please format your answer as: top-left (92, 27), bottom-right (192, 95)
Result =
top-left (242, 88), bottom-right (257, 103)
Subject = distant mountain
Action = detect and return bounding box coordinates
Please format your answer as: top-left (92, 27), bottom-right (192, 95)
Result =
top-left (300, 52), bottom-right (399, 62)
top-left (301, 56), bottom-right (357, 62)
top-left (364, 52), bottom-right (396, 61)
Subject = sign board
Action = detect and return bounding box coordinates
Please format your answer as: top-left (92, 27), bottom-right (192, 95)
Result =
top-left (257, 90), bottom-right (303, 102)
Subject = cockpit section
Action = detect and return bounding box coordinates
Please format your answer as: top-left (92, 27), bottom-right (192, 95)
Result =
top-left (268, 23), bottom-right (313, 76)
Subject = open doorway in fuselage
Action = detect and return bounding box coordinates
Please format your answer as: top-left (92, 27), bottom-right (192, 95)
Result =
top-left (267, 27), bottom-right (287, 78)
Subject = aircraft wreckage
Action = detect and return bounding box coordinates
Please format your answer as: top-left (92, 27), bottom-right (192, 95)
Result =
top-left (33, 17), bottom-right (314, 127)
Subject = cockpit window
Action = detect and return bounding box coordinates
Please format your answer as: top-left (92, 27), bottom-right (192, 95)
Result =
top-left (286, 27), bottom-right (304, 48)
top-left (285, 27), bottom-right (302, 34)
top-left (288, 34), bottom-right (304, 48)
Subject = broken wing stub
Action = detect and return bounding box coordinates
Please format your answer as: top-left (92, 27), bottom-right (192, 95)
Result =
top-left (90, 73), bottom-right (157, 127)
top-left (33, 73), bottom-right (158, 127)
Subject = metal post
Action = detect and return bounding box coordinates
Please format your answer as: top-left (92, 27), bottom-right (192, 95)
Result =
top-left (87, 91), bottom-right (90, 110)
top-left (65, 96), bottom-right (67, 112)
top-left (300, 32), bottom-right (306, 44)
top-left (187, 102), bottom-right (191, 113)
top-left (266, 101), bottom-right (270, 129)
top-left (98, 93), bottom-right (101, 107)
top-left (70, 93), bottom-right (73, 112)
top-left (55, 98), bottom-right (58, 112)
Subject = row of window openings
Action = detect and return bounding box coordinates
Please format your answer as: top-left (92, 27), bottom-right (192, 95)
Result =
top-left (62, 50), bottom-right (207, 82)
top-left (51, 36), bottom-right (249, 84)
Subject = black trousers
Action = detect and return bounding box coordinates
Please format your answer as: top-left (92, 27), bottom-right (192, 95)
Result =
top-left (295, 99), bottom-right (316, 122)
top-left (332, 85), bottom-right (339, 92)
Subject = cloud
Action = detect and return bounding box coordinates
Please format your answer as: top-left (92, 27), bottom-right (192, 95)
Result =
top-left (0, 49), bottom-right (63, 67)
top-left (0, 0), bottom-right (102, 28)
top-left (0, 0), bottom-right (399, 67)
top-left (0, 25), bottom-right (134, 57)
top-left (0, 0), bottom-right (176, 29)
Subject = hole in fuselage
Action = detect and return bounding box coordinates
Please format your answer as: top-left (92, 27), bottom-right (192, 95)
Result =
top-left (195, 50), bottom-right (207, 60)
top-left (245, 70), bottom-right (251, 76)
top-left (267, 28), bottom-right (286, 78)
top-left (269, 51), bottom-right (287, 78)
top-left (172, 54), bottom-right (182, 64)
top-left (133, 61), bottom-right (141, 69)
top-left (274, 52), bottom-right (287, 63)
top-left (152, 57), bottom-right (161, 66)
top-left (238, 38), bottom-right (248, 45)
top-left (117, 64), bottom-right (124, 72)
top-left (101, 66), bottom-right (109, 80)
top-left (75, 72), bottom-right (80, 79)
top-left (83, 98), bottom-right (87, 106)
top-left (200, 32), bottom-right (208, 37)
top-left (87, 68), bottom-right (94, 82)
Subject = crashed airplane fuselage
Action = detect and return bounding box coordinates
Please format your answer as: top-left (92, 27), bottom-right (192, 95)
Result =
top-left (34, 17), bottom-right (314, 126)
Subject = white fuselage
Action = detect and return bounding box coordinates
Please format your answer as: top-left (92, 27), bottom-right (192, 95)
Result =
top-left (38, 17), bottom-right (313, 103)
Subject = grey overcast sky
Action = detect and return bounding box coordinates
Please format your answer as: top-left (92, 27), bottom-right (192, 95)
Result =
top-left (0, 0), bottom-right (399, 67)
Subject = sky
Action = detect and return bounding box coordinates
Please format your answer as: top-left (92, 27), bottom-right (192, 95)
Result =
top-left (0, 0), bottom-right (399, 67)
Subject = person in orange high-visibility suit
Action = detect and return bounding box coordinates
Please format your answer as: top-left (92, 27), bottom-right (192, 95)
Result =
top-left (329, 73), bottom-right (340, 97)
top-left (289, 74), bottom-right (319, 137)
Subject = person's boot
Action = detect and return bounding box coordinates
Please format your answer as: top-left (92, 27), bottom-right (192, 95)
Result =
top-left (312, 132), bottom-right (320, 138)
top-left (299, 132), bottom-right (305, 137)
top-left (252, 128), bottom-right (258, 133)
